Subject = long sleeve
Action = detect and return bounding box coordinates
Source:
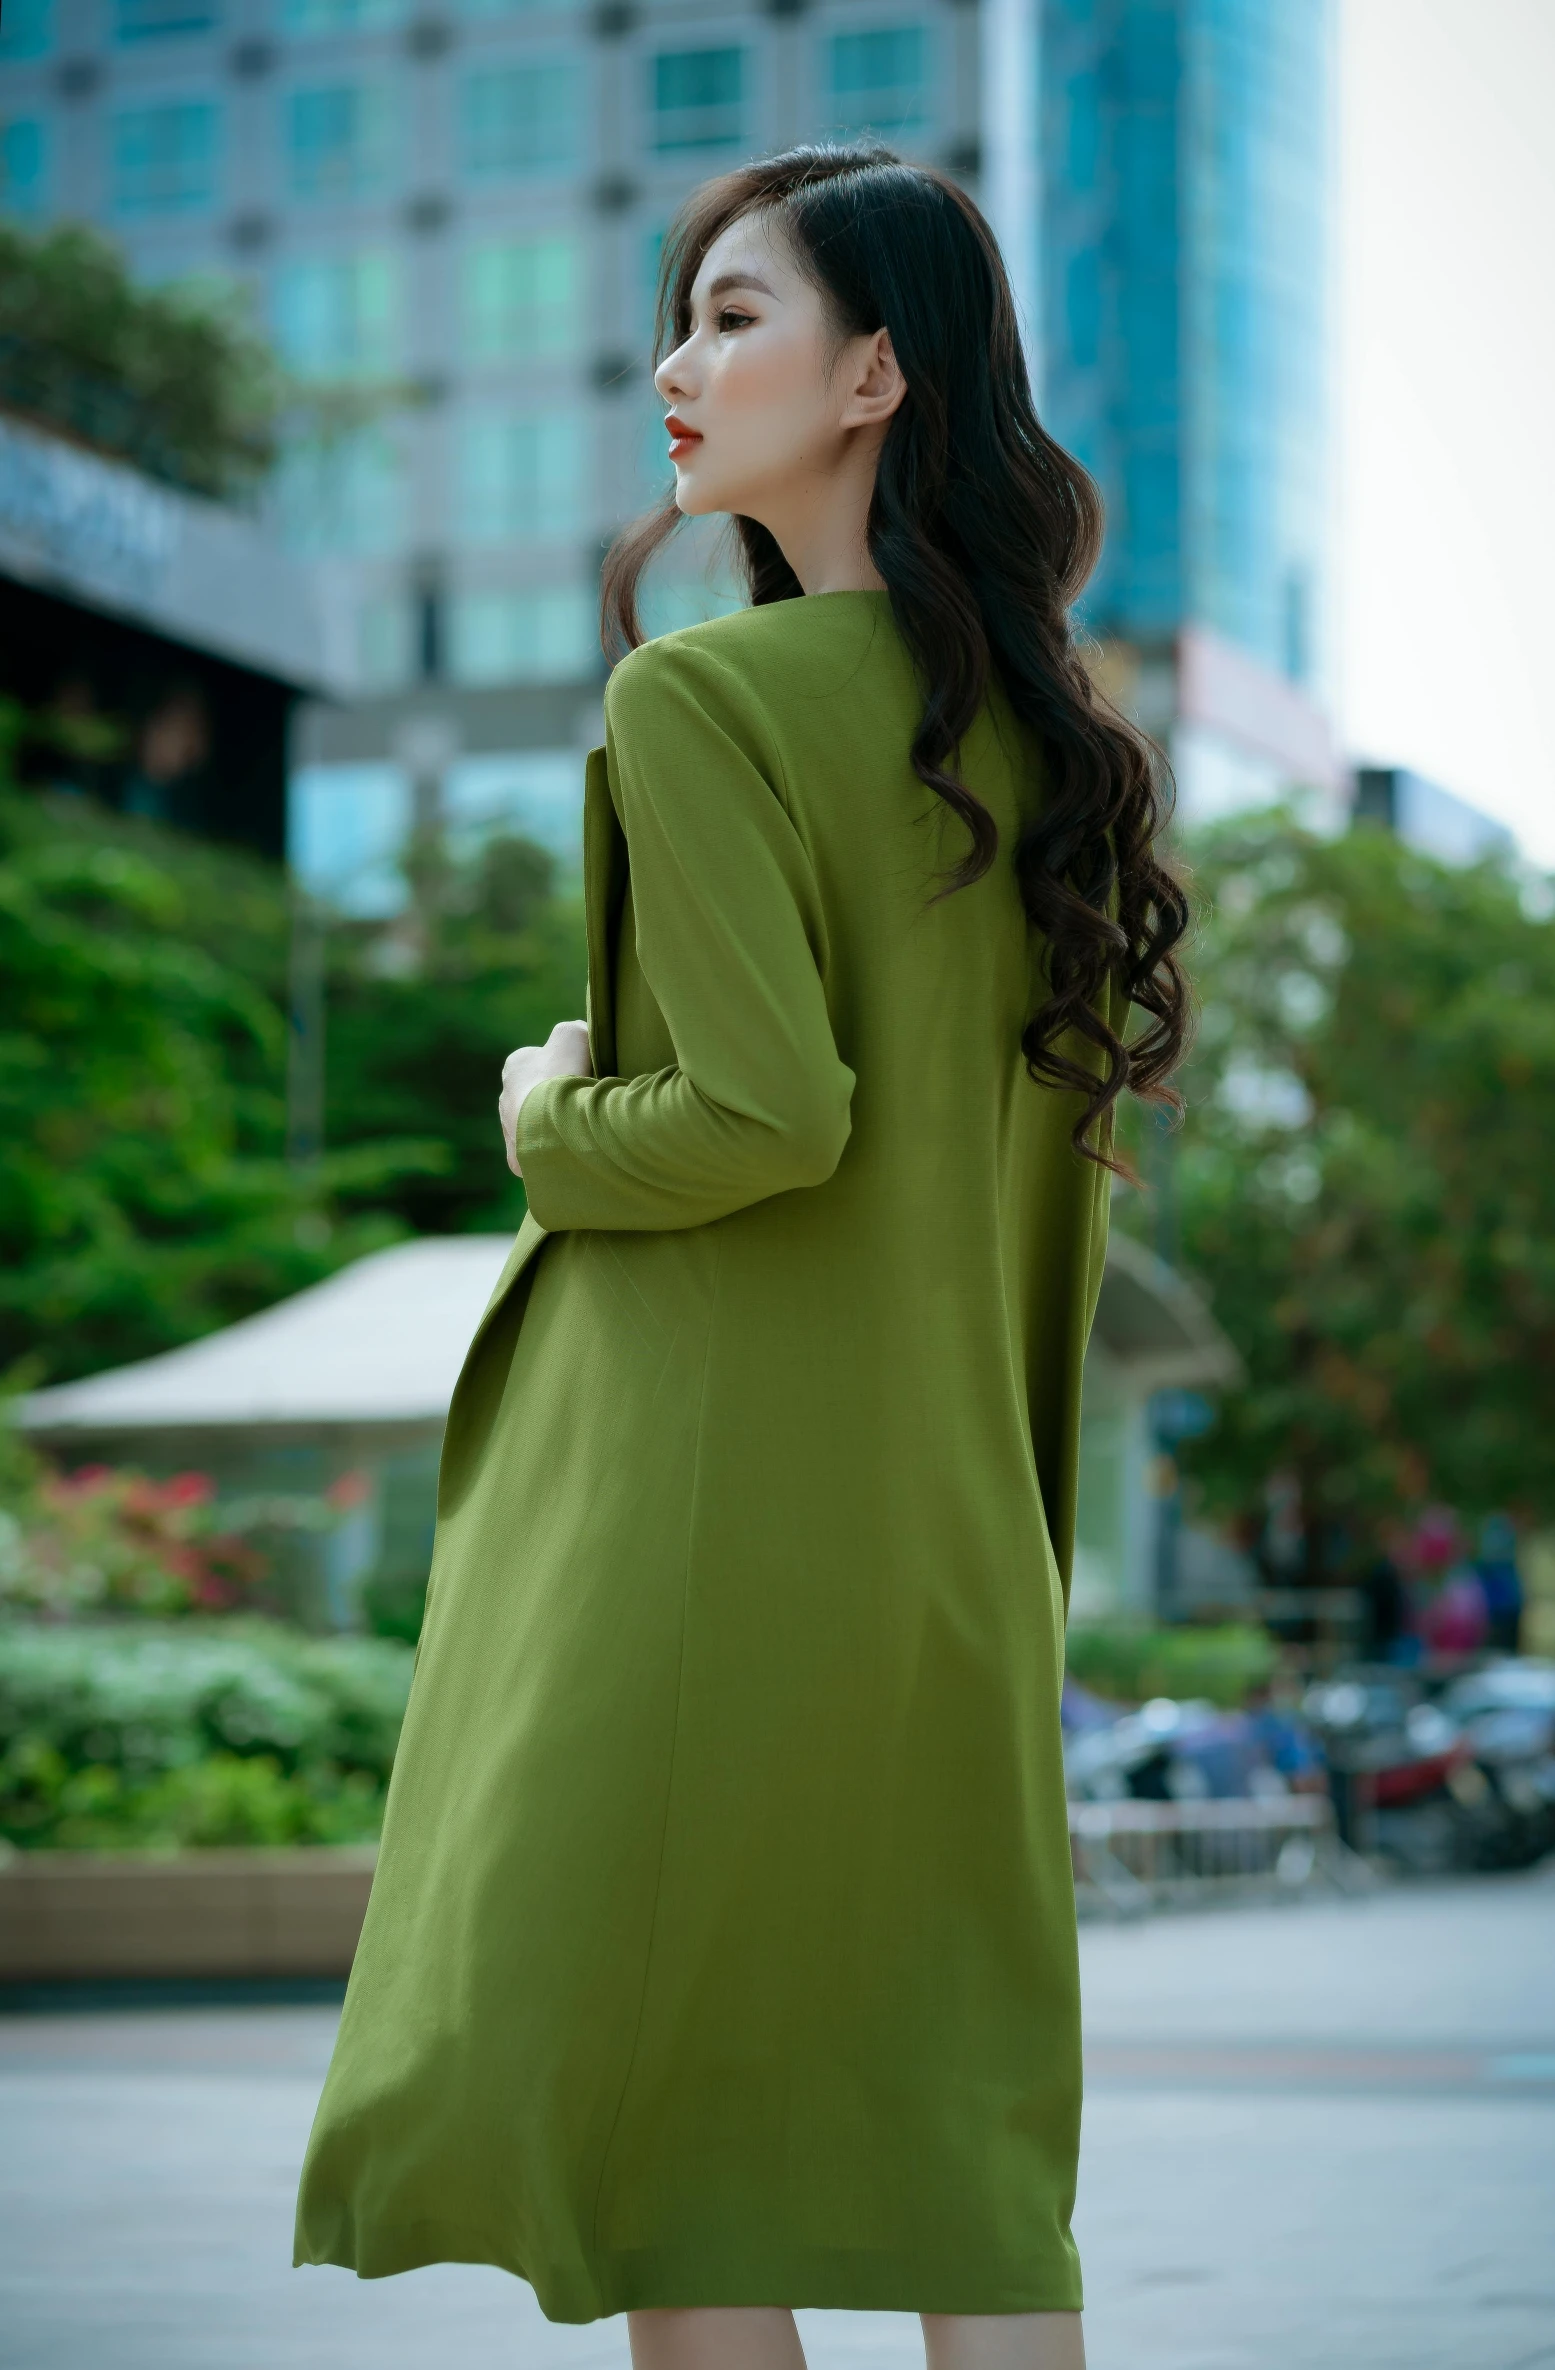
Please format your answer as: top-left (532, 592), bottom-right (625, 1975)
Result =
top-left (512, 635), bottom-right (857, 1233)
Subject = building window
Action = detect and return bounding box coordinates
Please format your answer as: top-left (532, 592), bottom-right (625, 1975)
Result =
top-left (443, 750), bottom-right (584, 870)
top-left (0, 0), bottom-right (54, 61)
top-left (637, 572), bottom-right (742, 641)
top-left (276, 425), bottom-right (406, 554)
top-left (273, 252), bottom-right (399, 376)
top-left (288, 761), bottom-right (413, 919)
top-left (111, 102), bottom-right (219, 214)
top-left (633, 401), bottom-right (674, 504)
top-left (285, 83), bottom-right (391, 202)
top-left (0, 119), bottom-right (48, 216)
top-left (447, 587), bottom-right (595, 685)
top-left (457, 414), bottom-right (585, 544)
top-left (357, 591), bottom-right (415, 690)
top-left (462, 234), bottom-right (579, 361)
top-left (825, 27), bottom-right (925, 137)
top-left (1065, 247), bottom-right (1100, 369)
top-left (459, 61), bottom-right (579, 178)
top-left (282, 0), bottom-right (405, 35)
top-left (641, 224), bottom-right (666, 343)
top-left (460, 0), bottom-right (585, 16)
top-left (650, 47), bottom-right (744, 153)
top-left (114, 0), bottom-right (217, 40)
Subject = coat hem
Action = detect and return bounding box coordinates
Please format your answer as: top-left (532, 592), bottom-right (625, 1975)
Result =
top-left (293, 2225), bottom-right (1084, 2323)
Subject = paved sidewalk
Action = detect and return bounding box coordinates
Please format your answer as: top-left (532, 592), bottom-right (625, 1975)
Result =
top-left (1, 1864), bottom-right (1551, 2370)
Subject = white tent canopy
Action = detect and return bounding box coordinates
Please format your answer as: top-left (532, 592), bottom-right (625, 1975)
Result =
top-left (19, 1230), bottom-right (1234, 1447)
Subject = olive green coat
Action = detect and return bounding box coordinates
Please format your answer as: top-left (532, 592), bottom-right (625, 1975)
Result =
top-left (294, 591), bottom-right (1110, 2320)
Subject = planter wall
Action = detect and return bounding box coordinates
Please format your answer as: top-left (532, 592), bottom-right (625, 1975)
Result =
top-left (0, 1846), bottom-right (377, 1980)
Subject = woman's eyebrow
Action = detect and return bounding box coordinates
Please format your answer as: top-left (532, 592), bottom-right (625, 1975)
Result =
top-left (704, 271), bottom-right (777, 300)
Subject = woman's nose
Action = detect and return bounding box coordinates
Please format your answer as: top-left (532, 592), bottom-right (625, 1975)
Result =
top-left (654, 340), bottom-right (695, 403)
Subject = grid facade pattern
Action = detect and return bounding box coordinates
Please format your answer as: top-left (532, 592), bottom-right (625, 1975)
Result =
top-left (0, 0), bottom-right (973, 698)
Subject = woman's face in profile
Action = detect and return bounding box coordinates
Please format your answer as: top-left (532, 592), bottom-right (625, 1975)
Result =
top-left (653, 215), bottom-right (872, 525)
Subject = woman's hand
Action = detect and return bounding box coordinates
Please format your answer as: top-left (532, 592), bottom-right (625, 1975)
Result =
top-left (499, 1021), bottom-right (593, 1177)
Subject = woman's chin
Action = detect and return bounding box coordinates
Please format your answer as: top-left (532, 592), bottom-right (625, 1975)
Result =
top-left (672, 472), bottom-right (724, 519)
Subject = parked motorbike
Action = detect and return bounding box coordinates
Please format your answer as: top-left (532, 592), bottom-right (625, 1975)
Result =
top-left (1437, 1660), bottom-right (1555, 1869)
top-left (1303, 1661), bottom-right (1555, 1873)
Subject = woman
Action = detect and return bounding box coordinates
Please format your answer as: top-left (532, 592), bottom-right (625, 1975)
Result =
top-left (294, 144), bottom-right (1189, 2370)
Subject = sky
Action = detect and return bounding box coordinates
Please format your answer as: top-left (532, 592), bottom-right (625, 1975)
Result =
top-left (1337, 0), bottom-right (1555, 862)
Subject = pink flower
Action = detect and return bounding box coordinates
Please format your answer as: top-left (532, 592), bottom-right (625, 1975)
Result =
top-left (161, 1473), bottom-right (216, 1509)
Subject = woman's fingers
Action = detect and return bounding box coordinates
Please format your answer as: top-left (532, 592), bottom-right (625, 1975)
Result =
top-left (548, 1019), bottom-right (594, 1076)
top-left (498, 1023), bottom-right (593, 1175)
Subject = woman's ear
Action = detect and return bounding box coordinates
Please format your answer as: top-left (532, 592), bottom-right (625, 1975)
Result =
top-left (841, 329), bottom-right (908, 429)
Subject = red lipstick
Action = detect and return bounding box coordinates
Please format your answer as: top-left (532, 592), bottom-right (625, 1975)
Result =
top-left (665, 413), bottom-right (702, 460)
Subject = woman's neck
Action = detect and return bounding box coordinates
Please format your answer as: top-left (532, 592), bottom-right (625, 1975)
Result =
top-left (751, 439), bottom-right (889, 596)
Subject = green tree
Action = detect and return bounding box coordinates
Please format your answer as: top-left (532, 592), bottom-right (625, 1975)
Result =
top-left (0, 223), bottom-right (282, 500)
top-left (1, 721), bottom-right (587, 1383)
top-left (325, 832), bottom-right (587, 1238)
top-left (0, 772), bottom-right (416, 1386)
top-left (1163, 810), bottom-right (1555, 1564)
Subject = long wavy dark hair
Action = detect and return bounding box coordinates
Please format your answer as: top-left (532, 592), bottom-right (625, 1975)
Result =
top-left (601, 143), bottom-right (1191, 1170)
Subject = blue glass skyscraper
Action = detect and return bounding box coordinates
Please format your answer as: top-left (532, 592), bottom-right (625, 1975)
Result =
top-left (1037, 0), bottom-right (1335, 811)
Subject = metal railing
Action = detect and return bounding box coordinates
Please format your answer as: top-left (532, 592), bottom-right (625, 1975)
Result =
top-left (1070, 1793), bottom-right (1375, 1917)
top-left (0, 334), bottom-right (201, 495)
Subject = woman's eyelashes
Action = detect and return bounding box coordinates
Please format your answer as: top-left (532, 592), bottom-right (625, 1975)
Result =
top-left (715, 307), bottom-right (757, 333)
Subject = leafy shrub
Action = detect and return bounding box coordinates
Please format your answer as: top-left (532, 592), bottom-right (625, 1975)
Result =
top-left (1065, 1621), bottom-right (1278, 1710)
top-left (361, 1564), bottom-right (430, 1647)
top-left (0, 1619), bottom-right (412, 1850)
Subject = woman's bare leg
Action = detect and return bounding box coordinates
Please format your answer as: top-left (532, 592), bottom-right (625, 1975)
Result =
top-left (627, 2308), bottom-right (809, 2370)
top-left (921, 2314), bottom-right (1086, 2370)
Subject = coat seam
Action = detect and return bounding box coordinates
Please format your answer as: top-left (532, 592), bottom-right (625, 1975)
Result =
top-left (588, 1225), bottom-right (724, 2260)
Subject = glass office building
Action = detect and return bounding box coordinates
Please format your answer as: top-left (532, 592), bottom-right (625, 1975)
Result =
top-left (0, 0), bottom-right (981, 887)
top-left (0, 0), bottom-right (1333, 880)
top-left (1041, 0), bottom-right (1336, 812)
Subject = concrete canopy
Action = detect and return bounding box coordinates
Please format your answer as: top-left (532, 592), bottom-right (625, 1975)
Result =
top-left (1091, 1233), bottom-right (1242, 1395)
top-left (0, 414), bottom-right (338, 697)
top-left (18, 1238), bottom-right (513, 1454)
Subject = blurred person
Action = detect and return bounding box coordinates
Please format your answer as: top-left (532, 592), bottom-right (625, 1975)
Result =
top-left (1412, 1503), bottom-right (1461, 1577)
top-left (1244, 1680), bottom-right (1329, 1793)
top-left (294, 146), bottom-right (1191, 2370)
top-left (1424, 1568), bottom-right (1490, 1658)
top-left (1358, 1548), bottom-right (1409, 1662)
top-left (1476, 1514), bottom-right (1525, 1656)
